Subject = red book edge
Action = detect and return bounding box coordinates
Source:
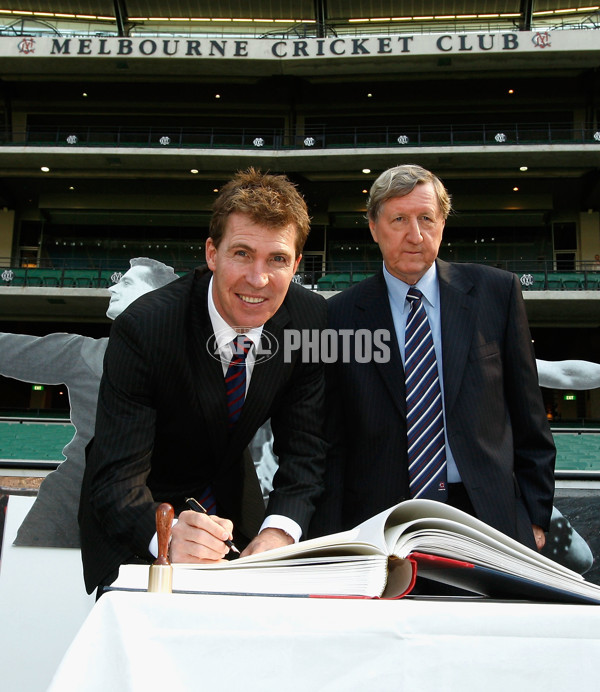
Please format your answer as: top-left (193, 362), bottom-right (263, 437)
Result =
top-left (410, 551), bottom-right (475, 570)
top-left (308, 553), bottom-right (476, 600)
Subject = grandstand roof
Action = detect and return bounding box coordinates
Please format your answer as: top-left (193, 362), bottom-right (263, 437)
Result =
top-left (1, 2), bottom-right (598, 36)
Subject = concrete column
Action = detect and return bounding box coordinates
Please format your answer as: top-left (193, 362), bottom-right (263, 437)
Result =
top-left (579, 211), bottom-right (600, 266)
top-left (0, 207), bottom-right (16, 266)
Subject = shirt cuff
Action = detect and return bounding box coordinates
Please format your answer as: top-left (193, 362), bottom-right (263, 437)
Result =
top-left (259, 514), bottom-right (302, 543)
top-left (148, 517), bottom-right (178, 558)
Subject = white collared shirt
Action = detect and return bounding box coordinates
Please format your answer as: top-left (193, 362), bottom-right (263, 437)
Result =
top-left (207, 276), bottom-right (263, 384)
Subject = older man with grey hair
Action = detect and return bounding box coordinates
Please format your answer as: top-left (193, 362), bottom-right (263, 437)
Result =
top-left (311, 164), bottom-right (556, 557)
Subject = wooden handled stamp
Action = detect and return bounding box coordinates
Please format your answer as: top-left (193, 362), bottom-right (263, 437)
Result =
top-left (148, 502), bottom-right (174, 593)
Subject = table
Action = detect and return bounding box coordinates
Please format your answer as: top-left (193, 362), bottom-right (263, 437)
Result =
top-left (48, 589), bottom-right (600, 691)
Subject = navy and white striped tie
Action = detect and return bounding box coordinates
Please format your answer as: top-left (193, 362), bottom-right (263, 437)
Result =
top-left (405, 287), bottom-right (448, 501)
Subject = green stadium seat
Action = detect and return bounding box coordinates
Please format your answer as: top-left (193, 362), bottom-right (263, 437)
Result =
top-left (91, 270), bottom-right (112, 288)
top-left (24, 268), bottom-right (45, 287)
top-left (334, 273), bottom-right (351, 290)
top-left (40, 268), bottom-right (64, 287)
top-left (316, 274), bottom-right (336, 291)
top-left (546, 275), bottom-right (563, 290)
top-left (559, 272), bottom-right (583, 290)
top-left (351, 272), bottom-right (374, 284)
top-left (62, 269), bottom-right (95, 287)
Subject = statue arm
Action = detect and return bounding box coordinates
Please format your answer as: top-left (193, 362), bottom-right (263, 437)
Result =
top-left (537, 359), bottom-right (600, 390)
top-left (0, 332), bottom-right (89, 384)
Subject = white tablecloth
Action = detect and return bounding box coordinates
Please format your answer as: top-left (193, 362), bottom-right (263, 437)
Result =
top-left (0, 497), bottom-right (94, 692)
top-left (48, 589), bottom-right (600, 692)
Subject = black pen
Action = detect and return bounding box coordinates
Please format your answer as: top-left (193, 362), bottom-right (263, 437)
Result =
top-left (185, 497), bottom-right (240, 554)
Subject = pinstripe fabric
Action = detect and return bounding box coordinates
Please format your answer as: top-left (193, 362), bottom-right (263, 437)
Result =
top-left (405, 288), bottom-right (448, 501)
top-left (79, 268), bottom-right (328, 594)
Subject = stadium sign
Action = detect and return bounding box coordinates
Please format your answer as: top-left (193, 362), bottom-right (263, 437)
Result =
top-left (3, 30), bottom-right (596, 61)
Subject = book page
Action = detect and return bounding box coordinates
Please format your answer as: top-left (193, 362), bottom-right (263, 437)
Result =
top-left (173, 555), bottom-right (390, 596)
top-left (114, 554), bottom-right (395, 597)
top-left (386, 500), bottom-right (580, 578)
top-left (386, 500), bottom-right (582, 579)
top-left (382, 501), bottom-right (600, 599)
top-left (175, 507), bottom-right (398, 569)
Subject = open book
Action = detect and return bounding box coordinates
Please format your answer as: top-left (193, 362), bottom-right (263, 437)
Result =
top-left (112, 499), bottom-right (600, 603)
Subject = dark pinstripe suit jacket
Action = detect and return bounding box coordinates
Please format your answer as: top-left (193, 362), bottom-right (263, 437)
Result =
top-left (79, 268), bottom-right (327, 593)
top-left (309, 259), bottom-right (555, 549)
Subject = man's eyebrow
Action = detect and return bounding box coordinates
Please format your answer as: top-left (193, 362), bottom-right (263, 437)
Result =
top-left (228, 242), bottom-right (292, 258)
top-left (229, 242), bottom-right (254, 252)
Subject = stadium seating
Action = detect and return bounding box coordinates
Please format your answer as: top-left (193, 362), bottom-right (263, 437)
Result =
top-left (62, 269), bottom-right (96, 287)
top-left (92, 269), bottom-right (118, 288)
top-left (0, 421), bottom-right (74, 461)
top-left (553, 433), bottom-right (600, 471)
top-left (316, 272), bottom-right (376, 290)
top-left (40, 268), bottom-right (64, 287)
top-left (316, 274), bottom-right (337, 291)
top-left (2, 420), bottom-right (598, 473)
top-left (333, 273), bottom-right (351, 290)
top-left (546, 275), bottom-right (564, 290)
top-left (519, 272), bottom-right (546, 290)
top-left (585, 275), bottom-right (600, 290)
top-left (351, 272), bottom-right (375, 284)
top-left (1, 268), bottom-right (26, 286)
top-left (559, 272), bottom-right (584, 290)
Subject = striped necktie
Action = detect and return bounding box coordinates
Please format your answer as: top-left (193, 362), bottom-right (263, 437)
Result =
top-left (198, 335), bottom-right (253, 514)
top-left (225, 335), bottom-right (253, 426)
top-left (405, 287), bottom-right (448, 501)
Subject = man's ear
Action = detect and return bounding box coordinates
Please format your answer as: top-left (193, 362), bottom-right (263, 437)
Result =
top-left (205, 238), bottom-right (217, 271)
top-left (368, 219), bottom-right (378, 244)
top-left (293, 253), bottom-right (302, 275)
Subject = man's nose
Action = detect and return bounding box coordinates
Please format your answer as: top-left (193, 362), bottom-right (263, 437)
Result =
top-left (246, 264), bottom-right (269, 287)
top-left (406, 218), bottom-right (423, 242)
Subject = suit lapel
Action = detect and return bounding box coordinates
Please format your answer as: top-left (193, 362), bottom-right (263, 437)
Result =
top-left (355, 272), bottom-right (407, 417)
top-left (437, 259), bottom-right (475, 415)
top-left (188, 270), bottom-right (230, 452)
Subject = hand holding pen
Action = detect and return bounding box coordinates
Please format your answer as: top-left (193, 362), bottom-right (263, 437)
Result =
top-left (168, 497), bottom-right (239, 562)
top-left (185, 497), bottom-right (240, 554)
